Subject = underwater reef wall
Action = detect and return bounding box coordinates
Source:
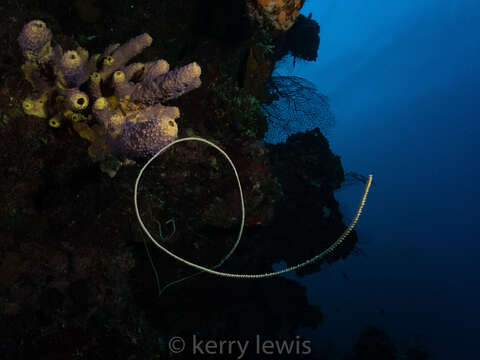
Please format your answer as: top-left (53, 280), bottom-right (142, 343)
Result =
top-left (0, 1), bottom-right (366, 358)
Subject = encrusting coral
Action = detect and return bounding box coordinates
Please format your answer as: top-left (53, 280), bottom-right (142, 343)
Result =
top-left (246, 0), bottom-right (304, 31)
top-left (18, 19), bottom-right (201, 175)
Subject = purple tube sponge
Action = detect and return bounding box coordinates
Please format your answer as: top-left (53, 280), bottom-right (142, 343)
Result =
top-left (106, 104), bottom-right (179, 160)
top-left (140, 60), bottom-right (170, 82)
top-left (124, 62), bottom-right (145, 80)
top-left (89, 72), bottom-right (103, 100)
top-left (93, 97), bottom-right (178, 160)
top-left (99, 33), bottom-right (153, 80)
top-left (131, 62), bottom-right (201, 104)
top-left (112, 71), bottom-right (136, 100)
top-left (18, 20), bottom-right (53, 63)
top-left (57, 50), bottom-right (85, 87)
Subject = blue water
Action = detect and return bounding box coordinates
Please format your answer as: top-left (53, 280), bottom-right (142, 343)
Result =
top-left (275, 1), bottom-right (480, 358)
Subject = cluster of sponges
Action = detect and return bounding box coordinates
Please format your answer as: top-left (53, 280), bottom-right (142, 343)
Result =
top-left (18, 19), bottom-right (201, 167)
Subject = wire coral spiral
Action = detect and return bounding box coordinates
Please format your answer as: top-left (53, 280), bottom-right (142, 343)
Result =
top-left (134, 137), bottom-right (373, 279)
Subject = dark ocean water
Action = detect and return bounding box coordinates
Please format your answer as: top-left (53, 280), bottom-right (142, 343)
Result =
top-left (271, 0), bottom-right (479, 358)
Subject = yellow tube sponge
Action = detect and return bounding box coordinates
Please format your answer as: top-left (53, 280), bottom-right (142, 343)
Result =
top-left (22, 95), bottom-right (48, 118)
top-left (73, 122), bottom-right (95, 141)
top-left (48, 116), bottom-right (61, 128)
top-left (61, 89), bottom-right (89, 111)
